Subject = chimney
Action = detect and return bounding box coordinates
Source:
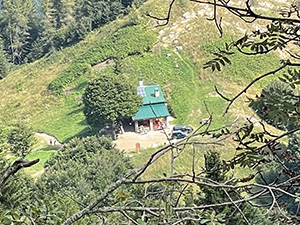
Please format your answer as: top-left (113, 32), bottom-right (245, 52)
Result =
top-left (138, 78), bottom-right (144, 87)
top-left (154, 88), bottom-right (160, 97)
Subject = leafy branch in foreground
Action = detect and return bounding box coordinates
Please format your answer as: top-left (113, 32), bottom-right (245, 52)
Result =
top-left (203, 47), bottom-right (233, 72)
top-left (214, 61), bottom-right (300, 115)
top-left (203, 20), bottom-right (300, 72)
top-left (249, 80), bottom-right (299, 130)
top-left (59, 117), bottom-right (300, 224)
top-left (60, 0), bottom-right (300, 224)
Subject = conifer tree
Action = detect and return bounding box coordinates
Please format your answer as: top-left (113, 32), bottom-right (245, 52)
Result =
top-left (26, 0), bottom-right (57, 61)
top-left (200, 151), bottom-right (272, 225)
top-left (51, 0), bottom-right (74, 29)
top-left (0, 0), bottom-right (39, 64)
top-left (74, 0), bottom-right (125, 39)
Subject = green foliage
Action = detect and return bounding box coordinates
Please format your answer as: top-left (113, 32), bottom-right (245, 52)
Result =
top-left (0, 199), bottom-right (64, 225)
top-left (202, 25), bottom-right (284, 78)
top-left (199, 151), bottom-right (273, 225)
top-left (279, 68), bottom-right (300, 89)
top-left (0, 158), bottom-right (33, 211)
top-left (9, 148), bottom-right (58, 174)
top-left (0, 125), bottom-right (11, 153)
top-left (24, 0), bottom-right (57, 62)
top-left (234, 22), bottom-right (291, 53)
top-left (122, 149), bottom-right (270, 225)
top-left (0, 0), bottom-right (39, 64)
top-left (48, 62), bottom-right (89, 92)
top-left (83, 74), bottom-right (142, 133)
top-left (41, 136), bottom-right (132, 205)
top-left (49, 25), bottom-right (156, 94)
top-left (7, 123), bottom-right (36, 158)
top-left (249, 80), bottom-right (299, 130)
top-left (0, 0), bottom-right (137, 64)
top-left (200, 210), bottom-right (226, 225)
top-left (200, 151), bottom-right (226, 205)
top-left (73, 0), bottom-right (128, 39)
top-left (255, 154), bottom-right (300, 217)
top-left (287, 132), bottom-right (300, 159)
top-left (222, 122), bottom-right (286, 172)
top-left (203, 44), bottom-right (233, 72)
top-left (280, 133), bottom-right (300, 214)
top-left (200, 34), bottom-right (280, 86)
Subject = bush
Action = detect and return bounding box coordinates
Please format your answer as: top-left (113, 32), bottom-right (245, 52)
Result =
top-left (8, 123), bottom-right (36, 158)
top-left (42, 136), bottom-right (132, 206)
top-left (249, 80), bottom-right (298, 130)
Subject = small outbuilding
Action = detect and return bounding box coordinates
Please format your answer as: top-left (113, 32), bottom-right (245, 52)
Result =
top-left (132, 79), bottom-right (170, 133)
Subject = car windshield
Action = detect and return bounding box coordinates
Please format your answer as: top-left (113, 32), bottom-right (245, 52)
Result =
top-left (173, 126), bottom-right (185, 130)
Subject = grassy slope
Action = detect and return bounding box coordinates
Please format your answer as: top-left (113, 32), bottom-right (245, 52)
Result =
top-left (0, 0), bottom-right (287, 174)
top-left (8, 147), bottom-right (58, 174)
top-left (129, 138), bottom-right (253, 179)
top-left (0, 0), bottom-right (283, 142)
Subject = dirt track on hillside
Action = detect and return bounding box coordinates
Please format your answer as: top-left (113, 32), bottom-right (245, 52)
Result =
top-left (115, 130), bottom-right (170, 151)
top-left (35, 132), bottom-right (63, 147)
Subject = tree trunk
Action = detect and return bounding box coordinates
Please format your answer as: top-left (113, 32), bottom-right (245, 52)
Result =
top-left (119, 121), bottom-right (124, 134)
top-left (111, 122), bottom-right (117, 140)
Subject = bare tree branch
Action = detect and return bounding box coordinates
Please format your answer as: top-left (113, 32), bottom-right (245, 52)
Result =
top-left (0, 158), bottom-right (39, 191)
top-left (146, 0), bottom-right (176, 27)
top-left (190, 0), bottom-right (300, 24)
top-left (62, 122), bottom-right (300, 224)
top-left (222, 188), bottom-right (250, 224)
top-left (215, 62), bottom-right (300, 115)
top-left (120, 210), bottom-right (139, 225)
top-left (89, 189), bottom-right (267, 214)
top-left (147, 0), bottom-right (300, 29)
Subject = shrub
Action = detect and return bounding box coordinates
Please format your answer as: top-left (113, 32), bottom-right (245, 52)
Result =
top-left (8, 123), bottom-right (36, 158)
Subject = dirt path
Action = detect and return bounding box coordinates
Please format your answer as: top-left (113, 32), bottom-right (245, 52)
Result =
top-left (115, 130), bottom-right (171, 151)
top-left (35, 132), bottom-right (63, 148)
top-left (35, 130), bottom-right (169, 151)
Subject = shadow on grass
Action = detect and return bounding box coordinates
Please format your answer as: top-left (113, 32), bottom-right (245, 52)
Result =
top-left (72, 81), bottom-right (88, 92)
top-left (64, 125), bottom-right (98, 143)
top-left (67, 107), bottom-right (83, 116)
top-left (39, 145), bottom-right (62, 151)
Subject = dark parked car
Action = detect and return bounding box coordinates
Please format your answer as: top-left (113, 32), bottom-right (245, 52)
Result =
top-left (172, 125), bottom-right (193, 134)
top-left (171, 130), bottom-right (188, 140)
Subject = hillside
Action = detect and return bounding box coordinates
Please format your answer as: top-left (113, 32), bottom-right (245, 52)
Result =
top-left (0, 0), bottom-right (287, 143)
top-left (2, 2), bottom-right (300, 224)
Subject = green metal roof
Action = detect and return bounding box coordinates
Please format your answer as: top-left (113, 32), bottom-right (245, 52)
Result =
top-left (138, 84), bottom-right (166, 104)
top-left (132, 103), bottom-right (170, 121)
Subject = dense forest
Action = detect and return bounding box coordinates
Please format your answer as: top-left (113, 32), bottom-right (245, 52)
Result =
top-left (1, 0), bottom-right (300, 224)
top-left (0, 0), bottom-right (141, 74)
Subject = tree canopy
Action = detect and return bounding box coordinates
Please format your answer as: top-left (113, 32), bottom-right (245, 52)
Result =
top-left (0, 0), bottom-right (137, 64)
top-left (7, 123), bottom-right (36, 158)
top-left (41, 136), bottom-right (132, 208)
top-left (83, 74), bottom-right (141, 138)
